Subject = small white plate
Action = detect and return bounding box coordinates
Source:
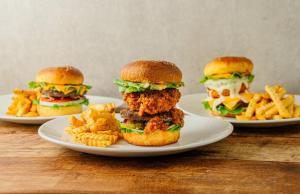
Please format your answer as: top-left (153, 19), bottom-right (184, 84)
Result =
top-left (0, 94), bottom-right (123, 124)
top-left (178, 93), bottom-right (300, 127)
top-left (38, 114), bottom-right (233, 157)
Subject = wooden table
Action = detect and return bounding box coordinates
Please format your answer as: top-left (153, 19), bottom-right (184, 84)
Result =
top-left (0, 121), bottom-right (299, 194)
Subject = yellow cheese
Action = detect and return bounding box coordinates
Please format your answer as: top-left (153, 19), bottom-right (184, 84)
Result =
top-left (210, 73), bottom-right (232, 79)
top-left (222, 97), bottom-right (240, 110)
top-left (208, 100), bottom-right (215, 108)
top-left (42, 84), bottom-right (87, 96)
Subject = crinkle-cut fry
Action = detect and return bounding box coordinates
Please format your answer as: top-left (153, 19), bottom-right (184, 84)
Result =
top-left (265, 95), bottom-right (294, 118)
top-left (294, 105), bottom-right (300, 117)
top-left (69, 116), bottom-right (85, 127)
top-left (73, 132), bottom-right (118, 147)
top-left (265, 85), bottom-right (291, 118)
top-left (245, 94), bottom-right (261, 118)
top-left (66, 126), bottom-right (89, 135)
top-left (89, 103), bottom-right (116, 113)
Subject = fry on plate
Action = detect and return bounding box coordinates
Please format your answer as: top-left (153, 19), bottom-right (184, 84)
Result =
top-left (65, 103), bottom-right (121, 147)
top-left (6, 89), bottom-right (39, 117)
top-left (236, 85), bottom-right (299, 121)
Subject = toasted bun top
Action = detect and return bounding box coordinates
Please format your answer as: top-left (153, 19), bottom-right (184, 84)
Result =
top-left (120, 60), bottom-right (182, 84)
top-left (36, 66), bottom-right (84, 85)
top-left (204, 57), bottom-right (253, 76)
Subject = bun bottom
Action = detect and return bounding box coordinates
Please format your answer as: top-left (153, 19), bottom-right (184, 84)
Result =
top-left (37, 105), bottom-right (82, 116)
top-left (122, 130), bottom-right (180, 146)
top-left (209, 111), bottom-right (236, 118)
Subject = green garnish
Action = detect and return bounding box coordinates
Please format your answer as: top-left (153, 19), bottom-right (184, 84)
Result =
top-left (113, 79), bottom-right (184, 93)
top-left (199, 72), bottom-right (255, 84)
top-left (120, 123), bottom-right (182, 134)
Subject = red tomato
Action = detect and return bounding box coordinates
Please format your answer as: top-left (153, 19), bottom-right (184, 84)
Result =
top-left (40, 97), bottom-right (75, 102)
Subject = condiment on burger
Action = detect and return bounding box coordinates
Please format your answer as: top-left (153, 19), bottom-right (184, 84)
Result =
top-left (200, 57), bottom-right (254, 117)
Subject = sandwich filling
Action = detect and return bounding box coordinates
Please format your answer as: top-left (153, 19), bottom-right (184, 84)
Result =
top-left (200, 72), bottom-right (254, 115)
top-left (114, 79), bottom-right (184, 134)
top-left (28, 81), bottom-right (91, 109)
top-left (120, 108), bottom-right (184, 134)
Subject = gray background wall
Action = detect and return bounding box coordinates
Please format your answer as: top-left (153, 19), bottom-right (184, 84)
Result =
top-left (0, 0), bottom-right (299, 98)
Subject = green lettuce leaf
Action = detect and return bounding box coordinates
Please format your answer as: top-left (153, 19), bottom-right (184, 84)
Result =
top-left (120, 123), bottom-right (182, 134)
top-left (202, 101), bottom-right (212, 110)
top-left (216, 104), bottom-right (245, 116)
top-left (113, 79), bottom-right (184, 93)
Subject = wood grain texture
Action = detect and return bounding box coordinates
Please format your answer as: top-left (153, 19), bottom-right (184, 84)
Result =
top-left (0, 121), bottom-right (299, 194)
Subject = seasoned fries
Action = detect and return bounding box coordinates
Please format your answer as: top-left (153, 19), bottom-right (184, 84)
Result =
top-left (65, 103), bottom-right (121, 147)
top-left (6, 89), bottom-right (39, 117)
top-left (236, 85), bottom-right (300, 120)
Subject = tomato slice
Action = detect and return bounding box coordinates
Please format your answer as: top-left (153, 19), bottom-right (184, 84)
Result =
top-left (40, 97), bottom-right (75, 103)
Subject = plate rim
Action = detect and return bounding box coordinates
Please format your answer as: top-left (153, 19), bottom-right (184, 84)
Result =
top-left (178, 93), bottom-right (300, 124)
top-left (38, 114), bottom-right (233, 154)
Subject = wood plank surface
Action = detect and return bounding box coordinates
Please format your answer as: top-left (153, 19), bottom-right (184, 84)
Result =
top-left (0, 121), bottom-right (299, 194)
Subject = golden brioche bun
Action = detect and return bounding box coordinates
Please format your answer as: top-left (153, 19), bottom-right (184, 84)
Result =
top-left (36, 66), bottom-right (84, 85)
top-left (204, 57), bottom-right (253, 76)
top-left (122, 130), bottom-right (180, 146)
top-left (121, 60), bottom-right (182, 84)
top-left (37, 105), bottom-right (82, 116)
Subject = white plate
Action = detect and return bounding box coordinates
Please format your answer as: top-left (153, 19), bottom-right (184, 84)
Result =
top-left (178, 93), bottom-right (300, 127)
top-left (38, 114), bottom-right (233, 157)
top-left (0, 94), bottom-right (123, 124)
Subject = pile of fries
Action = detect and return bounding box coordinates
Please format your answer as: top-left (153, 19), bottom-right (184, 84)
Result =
top-left (65, 103), bottom-right (121, 147)
top-left (237, 85), bottom-right (300, 120)
top-left (6, 89), bottom-right (39, 117)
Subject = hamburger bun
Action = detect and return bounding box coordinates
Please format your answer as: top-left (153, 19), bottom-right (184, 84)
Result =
top-left (36, 66), bottom-right (84, 85)
top-left (120, 60), bottom-right (182, 84)
top-left (37, 104), bottom-right (82, 116)
top-left (204, 57), bottom-right (253, 76)
top-left (122, 129), bottom-right (180, 146)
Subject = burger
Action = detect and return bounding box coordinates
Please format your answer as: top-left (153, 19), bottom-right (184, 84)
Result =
top-left (200, 57), bottom-right (254, 117)
top-left (28, 66), bottom-right (91, 116)
top-left (114, 60), bottom-right (184, 146)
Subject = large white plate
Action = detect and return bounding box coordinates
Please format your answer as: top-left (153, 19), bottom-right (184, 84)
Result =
top-left (178, 93), bottom-right (300, 127)
top-left (0, 94), bottom-right (123, 124)
top-left (38, 114), bottom-right (233, 157)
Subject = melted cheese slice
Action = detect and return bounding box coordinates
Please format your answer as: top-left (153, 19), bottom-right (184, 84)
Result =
top-left (207, 97), bottom-right (241, 110)
top-left (42, 84), bottom-right (87, 95)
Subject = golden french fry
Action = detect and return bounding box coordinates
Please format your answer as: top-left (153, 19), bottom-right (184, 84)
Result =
top-left (272, 115), bottom-right (282, 120)
top-left (294, 105), bottom-right (300, 117)
top-left (23, 112), bottom-right (39, 117)
top-left (256, 114), bottom-right (266, 120)
top-left (265, 85), bottom-right (291, 118)
top-left (245, 94), bottom-right (261, 118)
top-left (265, 95), bottom-right (294, 118)
top-left (288, 104), bottom-right (294, 116)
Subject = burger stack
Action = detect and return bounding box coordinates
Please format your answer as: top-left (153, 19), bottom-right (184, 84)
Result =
top-left (114, 60), bottom-right (184, 146)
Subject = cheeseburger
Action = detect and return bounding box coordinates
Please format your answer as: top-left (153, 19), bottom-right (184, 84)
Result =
top-left (28, 66), bottom-right (91, 116)
top-left (200, 57), bottom-right (254, 117)
top-left (114, 60), bottom-right (184, 146)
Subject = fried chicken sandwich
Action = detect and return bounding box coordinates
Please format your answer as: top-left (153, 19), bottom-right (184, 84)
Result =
top-left (114, 60), bottom-right (184, 146)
